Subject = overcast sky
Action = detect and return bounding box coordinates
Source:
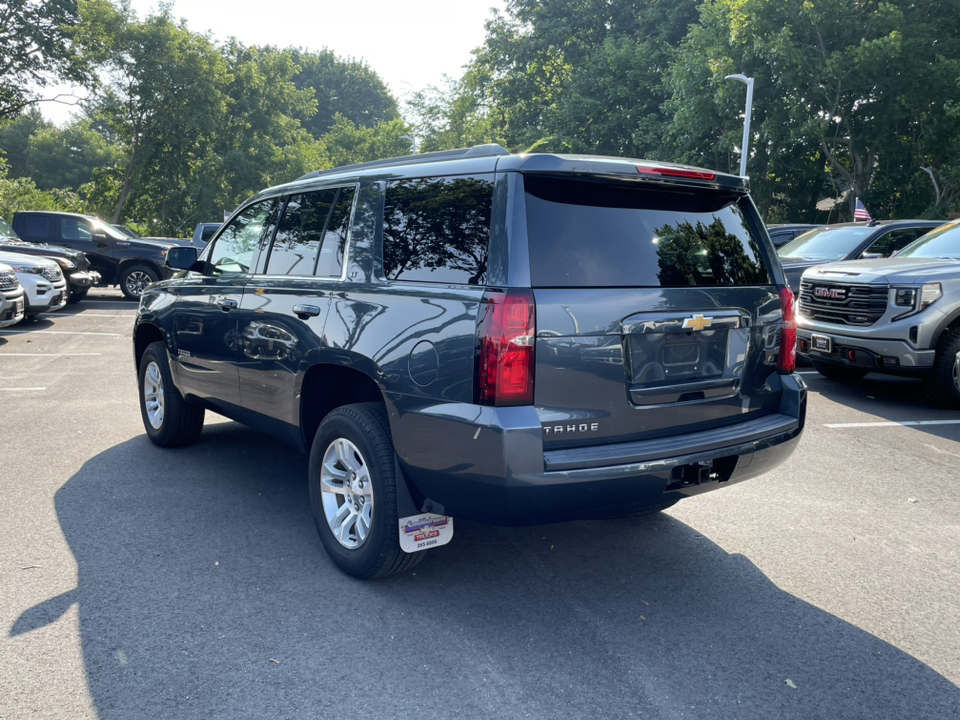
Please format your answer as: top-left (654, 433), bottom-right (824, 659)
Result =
top-left (43, 0), bottom-right (506, 125)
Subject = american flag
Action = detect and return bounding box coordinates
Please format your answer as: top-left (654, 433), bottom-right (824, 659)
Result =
top-left (854, 198), bottom-right (872, 222)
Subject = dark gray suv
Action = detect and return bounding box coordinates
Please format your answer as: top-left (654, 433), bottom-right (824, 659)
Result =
top-left (133, 145), bottom-right (806, 579)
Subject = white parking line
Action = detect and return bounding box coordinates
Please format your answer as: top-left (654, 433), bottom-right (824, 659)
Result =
top-left (0, 387), bottom-right (46, 391)
top-left (824, 420), bottom-right (960, 428)
top-left (797, 371), bottom-right (820, 375)
top-left (0, 330), bottom-right (123, 337)
top-left (0, 353), bottom-right (103, 357)
top-left (39, 313), bottom-right (132, 318)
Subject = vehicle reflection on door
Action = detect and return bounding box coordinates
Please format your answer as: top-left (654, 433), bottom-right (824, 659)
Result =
top-left (240, 320), bottom-right (300, 362)
top-left (236, 282), bottom-right (330, 431)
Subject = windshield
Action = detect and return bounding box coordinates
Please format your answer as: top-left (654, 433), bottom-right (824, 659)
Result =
top-left (89, 218), bottom-right (130, 240)
top-left (777, 225), bottom-right (874, 261)
top-left (0, 216), bottom-right (20, 241)
top-left (896, 221), bottom-right (960, 259)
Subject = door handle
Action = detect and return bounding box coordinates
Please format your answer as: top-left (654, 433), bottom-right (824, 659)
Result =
top-left (216, 297), bottom-right (238, 311)
top-left (293, 304), bottom-right (321, 319)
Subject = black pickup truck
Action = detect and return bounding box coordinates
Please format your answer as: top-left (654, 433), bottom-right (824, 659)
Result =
top-left (0, 215), bottom-right (100, 303)
top-left (13, 211), bottom-right (176, 300)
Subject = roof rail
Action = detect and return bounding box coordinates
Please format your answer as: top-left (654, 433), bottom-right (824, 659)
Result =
top-left (296, 143), bottom-right (510, 181)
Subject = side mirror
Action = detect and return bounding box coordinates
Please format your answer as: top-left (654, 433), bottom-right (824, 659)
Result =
top-left (166, 246), bottom-right (199, 271)
top-left (861, 252), bottom-right (883, 259)
top-left (93, 232), bottom-right (108, 241)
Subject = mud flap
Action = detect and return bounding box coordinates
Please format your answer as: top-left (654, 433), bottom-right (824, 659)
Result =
top-left (394, 455), bottom-right (454, 553)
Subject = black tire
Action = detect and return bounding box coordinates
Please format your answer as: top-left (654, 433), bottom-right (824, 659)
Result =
top-left (119, 264), bottom-right (159, 300)
top-left (308, 403), bottom-right (424, 580)
top-left (138, 341), bottom-right (205, 447)
top-left (812, 360), bottom-right (869, 382)
top-left (922, 328), bottom-right (960, 408)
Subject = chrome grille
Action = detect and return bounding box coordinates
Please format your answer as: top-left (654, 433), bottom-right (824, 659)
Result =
top-left (0, 272), bottom-right (18, 291)
top-left (41, 265), bottom-right (62, 282)
top-left (798, 280), bottom-right (888, 326)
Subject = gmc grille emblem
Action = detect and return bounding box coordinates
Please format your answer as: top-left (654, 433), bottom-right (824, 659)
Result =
top-left (813, 286), bottom-right (846, 300)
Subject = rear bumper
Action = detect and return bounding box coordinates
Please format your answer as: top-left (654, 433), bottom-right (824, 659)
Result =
top-left (390, 374), bottom-right (806, 526)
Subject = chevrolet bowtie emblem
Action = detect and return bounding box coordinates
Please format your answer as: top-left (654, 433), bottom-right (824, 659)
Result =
top-left (682, 314), bottom-right (713, 331)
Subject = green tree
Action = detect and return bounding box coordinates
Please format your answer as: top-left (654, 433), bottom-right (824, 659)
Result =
top-left (25, 119), bottom-right (121, 190)
top-left (318, 114), bottom-right (413, 168)
top-left (287, 48), bottom-right (398, 138)
top-left (93, 7), bottom-right (229, 230)
top-left (0, 108), bottom-right (49, 177)
top-left (665, 0), bottom-right (960, 220)
top-left (0, 0), bottom-right (103, 121)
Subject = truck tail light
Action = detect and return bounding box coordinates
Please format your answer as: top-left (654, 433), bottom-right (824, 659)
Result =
top-left (476, 289), bottom-right (536, 406)
top-left (778, 287), bottom-right (797, 375)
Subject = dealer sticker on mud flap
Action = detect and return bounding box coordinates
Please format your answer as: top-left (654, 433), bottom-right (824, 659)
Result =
top-left (399, 513), bottom-right (454, 553)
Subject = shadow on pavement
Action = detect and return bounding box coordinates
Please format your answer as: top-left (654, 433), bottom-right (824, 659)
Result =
top-left (12, 423), bottom-right (960, 719)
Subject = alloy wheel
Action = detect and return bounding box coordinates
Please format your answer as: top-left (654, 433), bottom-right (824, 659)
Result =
top-left (125, 271), bottom-right (153, 297)
top-left (143, 361), bottom-right (165, 429)
top-left (319, 438), bottom-right (374, 549)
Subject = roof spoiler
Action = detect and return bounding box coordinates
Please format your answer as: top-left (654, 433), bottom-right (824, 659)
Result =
top-left (297, 143), bottom-right (510, 181)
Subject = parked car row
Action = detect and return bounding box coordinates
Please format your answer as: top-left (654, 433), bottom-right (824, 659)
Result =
top-left (1, 211), bottom-right (192, 301)
top-left (775, 219), bottom-right (960, 407)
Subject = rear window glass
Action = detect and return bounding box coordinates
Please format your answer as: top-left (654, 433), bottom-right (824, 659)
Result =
top-left (382, 174), bottom-right (493, 285)
top-left (523, 176), bottom-right (771, 288)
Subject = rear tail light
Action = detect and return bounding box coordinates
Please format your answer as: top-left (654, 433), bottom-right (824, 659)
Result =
top-left (777, 287), bottom-right (797, 375)
top-left (476, 289), bottom-right (536, 406)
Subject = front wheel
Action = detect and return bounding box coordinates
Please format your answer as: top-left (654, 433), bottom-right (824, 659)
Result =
top-left (138, 341), bottom-right (205, 447)
top-left (308, 403), bottom-right (424, 580)
top-left (812, 361), bottom-right (869, 382)
top-left (120, 265), bottom-right (159, 300)
top-left (923, 328), bottom-right (960, 408)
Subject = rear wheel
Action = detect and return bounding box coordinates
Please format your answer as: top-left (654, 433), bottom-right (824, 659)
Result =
top-left (812, 361), bottom-right (869, 382)
top-left (138, 341), bottom-right (205, 447)
top-left (120, 265), bottom-right (159, 300)
top-left (308, 403), bottom-right (424, 580)
top-left (923, 328), bottom-right (960, 408)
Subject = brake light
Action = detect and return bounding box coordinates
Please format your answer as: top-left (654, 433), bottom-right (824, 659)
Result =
top-left (476, 289), bottom-right (536, 406)
top-left (636, 165), bottom-right (716, 181)
top-left (777, 287), bottom-right (797, 375)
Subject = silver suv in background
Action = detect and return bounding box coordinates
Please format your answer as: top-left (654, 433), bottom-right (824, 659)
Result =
top-left (798, 220), bottom-right (960, 406)
top-left (0, 263), bottom-right (26, 327)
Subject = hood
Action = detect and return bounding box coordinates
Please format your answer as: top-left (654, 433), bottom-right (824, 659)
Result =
top-left (119, 237), bottom-right (179, 250)
top-left (803, 256), bottom-right (960, 285)
top-left (0, 238), bottom-right (83, 261)
top-left (140, 236), bottom-right (191, 247)
top-left (0, 250), bottom-right (58, 269)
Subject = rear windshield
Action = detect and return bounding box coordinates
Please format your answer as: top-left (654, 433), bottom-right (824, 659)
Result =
top-left (523, 175), bottom-right (771, 288)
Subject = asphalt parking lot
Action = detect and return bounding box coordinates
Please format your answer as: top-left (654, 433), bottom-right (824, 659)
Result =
top-left (1, 289), bottom-right (958, 720)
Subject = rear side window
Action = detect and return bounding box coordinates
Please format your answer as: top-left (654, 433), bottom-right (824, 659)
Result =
top-left (23, 216), bottom-right (50, 239)
top-left (382, 174), bottom-right (493, 285)
top-left (524, 176), bottom-right (771, 288)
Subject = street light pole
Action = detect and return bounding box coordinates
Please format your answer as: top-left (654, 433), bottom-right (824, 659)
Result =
top-left (400, 135), bottom-right (418, 155)
top-left (724, 73), bottom-right (754, 178)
